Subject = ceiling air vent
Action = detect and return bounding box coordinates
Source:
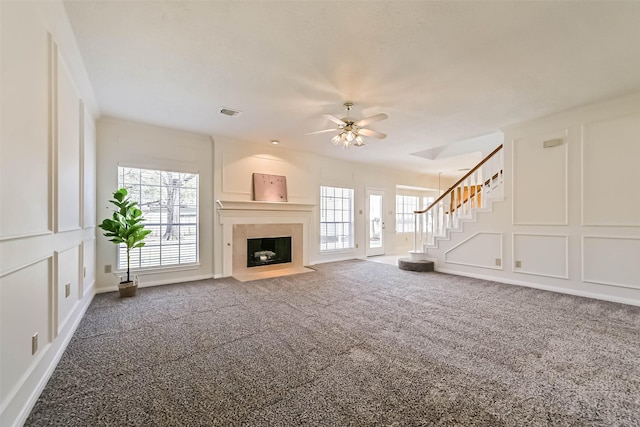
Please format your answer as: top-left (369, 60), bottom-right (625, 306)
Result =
top-left (220, 107), bottom-right (241, 117)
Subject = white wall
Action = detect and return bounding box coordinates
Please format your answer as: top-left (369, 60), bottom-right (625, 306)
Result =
top-left (426, 92), bottom-right (640, 306)
top-left (95, 118), bottom-right (214, 290)
top-left (0, 2), bottom-right (98, 425)
top-left (213, 138), bottom-right (441, 275)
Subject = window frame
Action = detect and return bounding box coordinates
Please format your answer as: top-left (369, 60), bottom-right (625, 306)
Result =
top-left (395, 194), bottom-right (420, 233)
top-left (116, 166), bottom-right (200, 272)
top-left (319, 185), bottom-right (355, 252)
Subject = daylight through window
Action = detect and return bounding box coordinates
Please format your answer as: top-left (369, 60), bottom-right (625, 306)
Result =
top-left (118, 167), bottom-right (199, 270)
top-left (320, 185), bottom-right (354, 251)
top-left (396, 195), bottom-right (419, 232)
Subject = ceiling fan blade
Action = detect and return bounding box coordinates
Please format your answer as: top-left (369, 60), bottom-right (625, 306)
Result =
top-left (324, 114), bottom-right (346, 126)
top-left (359, 128), bottom-right (387, 139)
top-left (354, 113), bottom-right (388, 127)
top-left (305, 128), bottom-right (339, 135)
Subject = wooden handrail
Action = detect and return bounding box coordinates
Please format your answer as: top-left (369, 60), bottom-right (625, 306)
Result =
top-left (413, 144), bottom-right (503, 215)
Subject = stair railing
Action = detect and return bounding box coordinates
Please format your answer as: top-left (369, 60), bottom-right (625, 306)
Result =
top-left (413, 144), bottom-right (504, 253)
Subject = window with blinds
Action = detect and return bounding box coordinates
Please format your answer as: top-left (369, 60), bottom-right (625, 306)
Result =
top-left (320, 185), bottom-right (354, 251)
top-left (117, 166), bottom-right (199, 270)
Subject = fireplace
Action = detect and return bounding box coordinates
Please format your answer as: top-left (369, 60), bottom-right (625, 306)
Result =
top-left (247, 236), bottom-right (292, 268)
top-left (217, 200), bottom-right (314, 279)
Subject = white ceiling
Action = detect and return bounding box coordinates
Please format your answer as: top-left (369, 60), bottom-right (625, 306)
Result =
top-left (63, 1), bottom-right (640, 175)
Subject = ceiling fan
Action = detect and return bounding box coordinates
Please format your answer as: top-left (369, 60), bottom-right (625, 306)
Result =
top-left (307, 102), bottom-right (388, 148)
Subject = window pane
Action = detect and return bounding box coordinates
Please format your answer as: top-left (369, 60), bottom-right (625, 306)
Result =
top-left (117, 166), bottom-right (199, 270)
top-left (320, 185), bottom-right (354, 252)
top-left (396, 195), bottom-right (419, 232)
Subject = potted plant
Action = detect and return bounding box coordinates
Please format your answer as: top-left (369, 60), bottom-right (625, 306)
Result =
top-left (99, 188), bottom-right (151, 297)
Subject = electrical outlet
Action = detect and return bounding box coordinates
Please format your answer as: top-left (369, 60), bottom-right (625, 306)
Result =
top-left (495, 258), bottom-right (501, 266)
top-left (32, 333), bottom-right (38, 355)
top-left (355, 243), bottom-right (359, 249)
top-left (515, 260), bottom-right (522, 268)
top-left (65, 282), bottom-right (71, 298)
top-left (104, 264), bottom-right (112, 274)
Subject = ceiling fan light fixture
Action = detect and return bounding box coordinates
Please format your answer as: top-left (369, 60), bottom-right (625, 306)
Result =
top-left (308, 102), bottom-right (387, 149)
top-left (345, 130), bottom-right (355, 142)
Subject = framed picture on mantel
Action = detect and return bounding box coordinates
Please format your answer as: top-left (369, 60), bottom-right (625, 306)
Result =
top-left (252, 173), bottom-right (287, 202)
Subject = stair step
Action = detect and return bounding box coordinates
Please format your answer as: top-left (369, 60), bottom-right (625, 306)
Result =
top-left (398, 258), bottom-right (435, 272)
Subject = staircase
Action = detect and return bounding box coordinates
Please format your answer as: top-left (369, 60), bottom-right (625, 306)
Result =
top-left (399, 145), bottom-right (504, 271)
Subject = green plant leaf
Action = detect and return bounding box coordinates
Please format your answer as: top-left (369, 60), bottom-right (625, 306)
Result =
top-left (99, 187), bottom-right (151, 278)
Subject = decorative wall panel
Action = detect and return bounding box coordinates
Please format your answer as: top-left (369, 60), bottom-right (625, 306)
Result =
top-left (582, 113), bottom-right (640, 226)
top-left (513, 129), bottom-right (568, 225)
top-left (513, 234), bottom-right (568, 279)
top-left (583, 236), bottom-right (640, 289)
top-left (222, 152), bottom-right (308, 198)
top-left (0, 8), bottom-right (50, 239)
top-left (56, 55), bottom-right (81, 232)
top-left (83, 106), bottom-right (96, 228)
top-left (82, 237), bottom-right (96, 297)
top-left (55, 245), bottom-right (80, 335)
top-left (444, 232), bottom-right (502, 270)
top-left (0, 258), bottom-right (51, 403)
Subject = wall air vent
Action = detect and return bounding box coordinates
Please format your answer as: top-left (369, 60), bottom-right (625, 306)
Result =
top-left (543, 138), bottom-right (563, 148)
top-left (220, 107), bottom-right (241, 117)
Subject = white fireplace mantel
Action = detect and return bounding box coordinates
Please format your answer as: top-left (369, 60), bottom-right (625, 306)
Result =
top-left (217, 200), bottom-right (316, 277)
top-left (216, 200), bottom-right (315, 213)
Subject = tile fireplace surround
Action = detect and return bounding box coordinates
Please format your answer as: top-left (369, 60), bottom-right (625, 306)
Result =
top-left (217, 201), bottom-right (315, 280)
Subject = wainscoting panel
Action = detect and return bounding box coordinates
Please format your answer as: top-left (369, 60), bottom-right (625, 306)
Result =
top-left (513, 234), bottom-right (568, 279)
top-left (582, 113), bottom-right (640, 226)
top-left (55, 245), bottom-right (80, 335)
top-left (444, 232), bottom-right (502, 270)
top-left (513, 129), bottom-right (568, 225)
top-left (0, 4), bottom-right (50, 239)
top-left (83, 105), bottom-right (96, 228)
top-left (583, 236), bottom-right (640, 289)
top-left (0, 257), bottom-right (52, 405)
top-left (222, 152), bottom-right (309, 199)
top-left (82, 237), bottom-right (96, 298)
top-left (56, 53), bottom-right (81, 232)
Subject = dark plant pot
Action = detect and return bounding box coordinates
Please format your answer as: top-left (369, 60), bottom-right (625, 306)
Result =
top-left (118, 281), bottom-right (137, 298)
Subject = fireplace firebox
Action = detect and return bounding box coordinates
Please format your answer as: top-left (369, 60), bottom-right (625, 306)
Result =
top-left (247, 236), bottom-right (292, 268)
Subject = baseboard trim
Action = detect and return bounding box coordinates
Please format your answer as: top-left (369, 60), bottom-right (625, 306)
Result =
top-left (435, 267), bottom-right (640, 307)
top-left (95, 274), bottom-right (215, 294)
top-left (2, 286), bottom-right (95, 427)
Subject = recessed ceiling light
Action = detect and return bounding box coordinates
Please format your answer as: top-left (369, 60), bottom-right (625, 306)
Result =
top-left (271, 140), bottom-right (279, 145)
top-left (220, 107), bottom-right (241, 117)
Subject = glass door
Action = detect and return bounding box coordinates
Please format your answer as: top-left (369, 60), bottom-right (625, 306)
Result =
top-left (366, 188), bottom-right (385, 256)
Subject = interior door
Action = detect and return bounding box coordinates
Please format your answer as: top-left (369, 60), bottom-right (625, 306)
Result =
top-left (366, 188), bottom-right (385, 256)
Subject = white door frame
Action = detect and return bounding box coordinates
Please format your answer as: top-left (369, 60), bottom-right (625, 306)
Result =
top-left (365, 187), bottom-right (385, 256)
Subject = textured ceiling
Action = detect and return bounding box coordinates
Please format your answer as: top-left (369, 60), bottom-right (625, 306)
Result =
top-left (63, 1), bottom-right (640, 174)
